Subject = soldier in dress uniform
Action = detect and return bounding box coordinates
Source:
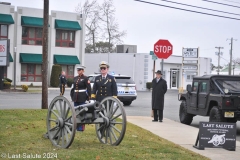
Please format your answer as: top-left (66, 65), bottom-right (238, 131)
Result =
top-left (71, 66), bottom-right (91, 106)
top-left (91, 61), bottom-right (117, 102)
top-left (70, 66), bottom-right (91, 131)
top-left (59, 71), bottom-right (67, 96)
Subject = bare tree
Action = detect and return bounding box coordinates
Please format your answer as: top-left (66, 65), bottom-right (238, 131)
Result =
top-left (233, 57), bottom-right (240, 65)
top-left (100, 0), bottom-right (126, 53)
top-left (76, 0), bottom-right (100, 53)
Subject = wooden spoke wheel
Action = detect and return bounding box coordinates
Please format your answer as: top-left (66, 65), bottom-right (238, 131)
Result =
top-left (46, 96), bottom-right (76, 148)
top-left (95, 97), bottom-right (127, 145)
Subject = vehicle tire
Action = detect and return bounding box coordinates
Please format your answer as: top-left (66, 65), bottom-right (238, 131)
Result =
top-left (179, 101), bottom-right (193, 125)
top-left (209, 106), bottom-right (225, 122)
top-left (123, 101), bottom-right (132, 106)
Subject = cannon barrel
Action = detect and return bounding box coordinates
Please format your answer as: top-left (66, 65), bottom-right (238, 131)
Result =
top-left (75, 101), bottom-right (101, 110)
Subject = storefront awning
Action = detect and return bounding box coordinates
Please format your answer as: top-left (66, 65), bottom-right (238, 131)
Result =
top-left (20, 53), bottom-right (42, 64)
top-left (55, 19), bottom-right (81, 30)
top-left (9, 53), bottom-right (13, 62)
top-left (0, 13), bottom-right (14, 24)
top-left (21, 16), bottom-right (44, 27)
top-left (54, 55), bottom-right (80, 65)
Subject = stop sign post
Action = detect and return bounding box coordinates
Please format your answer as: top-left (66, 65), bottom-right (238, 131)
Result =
top-left (154, 39), bottom-right (173, 59)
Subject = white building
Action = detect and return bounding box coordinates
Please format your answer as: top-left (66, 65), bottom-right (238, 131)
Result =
top-left (84, 53), bottom-right (212, 90)
top-left (0, 4), bottom-right (85, 86)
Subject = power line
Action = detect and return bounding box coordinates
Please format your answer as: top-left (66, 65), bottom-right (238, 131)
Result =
top-left (202, 0), bottom-right (240, 8)
top-left (222, 0), bottom-right (240, 4)
top-left (159, 0), bottom-right (240, 16)
top-left (134, 0), bottom-right (240, 20)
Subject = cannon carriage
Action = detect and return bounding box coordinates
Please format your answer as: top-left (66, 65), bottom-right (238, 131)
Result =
top-left (45, 96), bottom-right (127, 148)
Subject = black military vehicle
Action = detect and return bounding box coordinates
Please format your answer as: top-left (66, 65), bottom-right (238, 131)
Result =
top-left (178, 75), bottom-right (240, 125)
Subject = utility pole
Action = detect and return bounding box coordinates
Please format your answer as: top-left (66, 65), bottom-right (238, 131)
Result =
top-left (215, 47), bottom-right (223, 75)
top-left (227, 38), bottom-right (237, 75)
top-left (42, 0), bottom-right (49, 109)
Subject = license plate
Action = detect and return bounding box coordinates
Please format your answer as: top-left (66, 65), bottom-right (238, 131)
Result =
top-left (125, 87), bottom-right (129, 91)
top-left (224, 112), bottom-right (234, 118)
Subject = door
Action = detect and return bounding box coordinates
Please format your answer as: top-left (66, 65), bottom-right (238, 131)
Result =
top-left (170, 70), bottom-right (178, 89)
top-left (190, 81), bottom-right (198, 108)
top-left (198, 81), bottom-right (208, 109)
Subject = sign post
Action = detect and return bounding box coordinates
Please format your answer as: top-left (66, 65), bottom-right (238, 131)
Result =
top-left (181, 48), bottom-right (199, 92)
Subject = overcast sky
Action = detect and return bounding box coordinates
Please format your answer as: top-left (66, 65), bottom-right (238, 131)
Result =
top-left (5, 0), bottom-right (240, 66)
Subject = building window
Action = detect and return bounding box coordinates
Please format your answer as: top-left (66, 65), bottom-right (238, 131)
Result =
top-left (62, 65), bottom-right (74, 79)
top-left (22, 27), bottom-right (43, 45)
top-left (21, 64), bottom-right (42, 82)
top-left (0, 24), bottom-right (8, 39)
top-left (56, 30), bottom-right (75, 47)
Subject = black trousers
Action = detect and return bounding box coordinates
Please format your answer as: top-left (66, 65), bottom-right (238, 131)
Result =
top-left (153, 109), bottom-right (163, 121)
top-left (60, 84), bottom-right (65, 96)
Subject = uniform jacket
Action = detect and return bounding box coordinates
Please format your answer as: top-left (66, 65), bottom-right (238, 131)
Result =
top-left (71, 74), bottom-right (91, 103)
top-left (59, 74), bottom-right (67, 86)
top-left (152, 77), bottom-right (167, 110)
top-left (92, 74), bottom-right (117, 102)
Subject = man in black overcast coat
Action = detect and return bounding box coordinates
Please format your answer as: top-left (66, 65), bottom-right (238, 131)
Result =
top-left (151, 70), bottom-right (167, 122)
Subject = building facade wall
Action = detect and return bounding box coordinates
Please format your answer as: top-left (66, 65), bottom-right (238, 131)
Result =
top-left (0, 4), bottom-right (85, 86)
top-left (85, 53), bottom-right (212, 91)
top-left (0, 4), bottom-right (15, 80)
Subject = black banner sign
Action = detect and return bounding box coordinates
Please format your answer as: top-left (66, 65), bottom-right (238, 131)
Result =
top-left (194, 122), bottom-right (236, 151)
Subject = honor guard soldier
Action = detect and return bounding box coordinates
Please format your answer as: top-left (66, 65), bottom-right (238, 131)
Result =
top-left (59, 71), bottom-right (67, 96)
top-left (70, 66), bottom-right (91, 131)
top-left (71, 66), bottom-right (91, 106)
top-left (91, 61), bottom-right (117, 102)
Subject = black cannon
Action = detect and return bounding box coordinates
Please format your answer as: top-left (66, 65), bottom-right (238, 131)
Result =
top-left (45, 96), bottom-right (127, 148)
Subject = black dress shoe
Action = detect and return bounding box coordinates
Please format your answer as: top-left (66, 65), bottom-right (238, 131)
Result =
top-left (152, 120), bottom-right (158, 122)
top-left (159, 120), bottom-right (162, 122)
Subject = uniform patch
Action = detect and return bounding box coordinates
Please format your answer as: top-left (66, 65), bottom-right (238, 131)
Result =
top-left (96, 80), bottom-right (99, 82)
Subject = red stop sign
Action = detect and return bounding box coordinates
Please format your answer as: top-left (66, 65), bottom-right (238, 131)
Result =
top-left (154, 39), bottom-right (173, 59)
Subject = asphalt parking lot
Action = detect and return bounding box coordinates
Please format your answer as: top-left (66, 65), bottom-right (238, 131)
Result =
top-left (0, 89), bottom-right (239, 141)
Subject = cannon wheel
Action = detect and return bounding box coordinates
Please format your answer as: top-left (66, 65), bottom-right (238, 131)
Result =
top-left (95, 97), bottom-right (127, 145)
top-left (46, 96), bottom-right (76, 148)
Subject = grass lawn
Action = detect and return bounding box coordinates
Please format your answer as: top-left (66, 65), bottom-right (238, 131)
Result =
top-left (0, 110), bottom-right (209, 160)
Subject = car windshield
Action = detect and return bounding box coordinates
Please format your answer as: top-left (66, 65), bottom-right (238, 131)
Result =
top-left (115, 77), bottom-right (135, 84)
top-left (216, 79), bottom-right (240, 93)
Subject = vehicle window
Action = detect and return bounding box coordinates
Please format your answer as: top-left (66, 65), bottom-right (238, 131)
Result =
top-left (200, 82), bottom-right (207, 93)
top-left (216, 79), bottom-right (240, 93)
top-left (192, 82), bottom-right (198, 92)
top-left (88, 76), bottom-right (95, 83)
top-left (115, 77), bottom-right (135, 84)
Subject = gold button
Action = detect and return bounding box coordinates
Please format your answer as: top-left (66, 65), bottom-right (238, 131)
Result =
top-left (101, 94), bottom-right (102, 95)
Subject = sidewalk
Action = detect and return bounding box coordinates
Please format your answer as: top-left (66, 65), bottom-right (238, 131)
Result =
top-left (127, 116), bottom-right (240, 160)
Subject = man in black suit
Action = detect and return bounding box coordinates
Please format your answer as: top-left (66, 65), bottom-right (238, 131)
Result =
top-left (151, 70), bottom-right (167, 122)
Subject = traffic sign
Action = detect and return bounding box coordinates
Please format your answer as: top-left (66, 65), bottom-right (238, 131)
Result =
top-left (154, 39), bottom-right (173, 59)
top-left (152, 54), bottom-right (157, 60)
